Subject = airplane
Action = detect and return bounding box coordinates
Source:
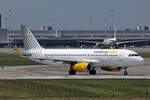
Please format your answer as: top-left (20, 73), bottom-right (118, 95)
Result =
top-left (83, 28), bottom-right (117, 47)
top-left (80, 28), bottom-right (146, 48)
top-left (17, 25), bottom-right (144, 75)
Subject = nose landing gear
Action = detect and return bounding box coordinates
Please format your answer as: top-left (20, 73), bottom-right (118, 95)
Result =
top-left (124, 67), bottom-right (128, 75)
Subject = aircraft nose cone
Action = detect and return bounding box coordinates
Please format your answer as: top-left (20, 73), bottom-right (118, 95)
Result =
top-left (138, 57), bottom-right (144, 64)
top-left (141, 57), bottom-right (144, 62)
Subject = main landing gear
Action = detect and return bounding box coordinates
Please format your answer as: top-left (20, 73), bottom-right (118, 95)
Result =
top-left (69, 63), bottom-right (76, 75)
top-left (68, 63), bottom-right (96, 75)
top-left (69, 69), bottom-right (76, 75)
top-left (124, 67), bottom-right (128, 75)
top-left (89, 67), bottom-right (96, 75)
top-left (68, 68), bottom-right (96, 75)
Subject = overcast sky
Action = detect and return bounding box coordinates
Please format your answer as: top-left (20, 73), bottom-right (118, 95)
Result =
top-left (0, 0), bottom-right (150, 30)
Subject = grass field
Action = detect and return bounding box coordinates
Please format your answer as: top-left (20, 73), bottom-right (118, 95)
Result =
top-left (0, 53), bottom-right (42, 66)
top-left (0, 79), bottom-right (150, 100)
top-left (139, 52), bottom-right (150, 58)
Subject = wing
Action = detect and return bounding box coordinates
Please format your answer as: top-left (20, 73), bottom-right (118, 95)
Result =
top-left (79, 40), bottom-right (104, 44)
top-left (116, 40), bottom-right (148, 45)
top-left (30, 56), bottom-right (99, 63)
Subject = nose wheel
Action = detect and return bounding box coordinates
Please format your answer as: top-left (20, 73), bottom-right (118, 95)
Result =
top-left (124, 67), bottom-right (128, 75)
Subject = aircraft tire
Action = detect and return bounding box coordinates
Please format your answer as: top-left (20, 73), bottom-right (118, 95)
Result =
top-left (124, 71), bottom-right (128, 75)
top-left (89, 70), bottom-right (96, 75)
top-left (69, 70), bottom-right (76, 75)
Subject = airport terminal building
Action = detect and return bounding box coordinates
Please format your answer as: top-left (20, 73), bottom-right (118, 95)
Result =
top-left (0, 28), bottom-right (149, 48)
top-left (0, 15), bottom-right (150, 48)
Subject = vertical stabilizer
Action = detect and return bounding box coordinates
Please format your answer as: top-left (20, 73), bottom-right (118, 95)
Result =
top-left (21, 25), bottom-right (42, 50)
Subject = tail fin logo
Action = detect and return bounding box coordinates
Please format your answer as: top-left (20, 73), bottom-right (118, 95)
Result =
top-left (26, 33), bottom-right (30, 36)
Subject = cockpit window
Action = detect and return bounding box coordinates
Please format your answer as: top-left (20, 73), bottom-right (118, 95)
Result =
top-left (128, 54), bottom-right (139, 57)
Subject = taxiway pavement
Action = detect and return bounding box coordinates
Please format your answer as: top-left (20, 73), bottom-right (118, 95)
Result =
top-left (0, 58), bottom-right (149, 79)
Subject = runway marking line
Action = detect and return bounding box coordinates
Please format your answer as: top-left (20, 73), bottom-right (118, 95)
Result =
top-left (8, 67), bottom-right (39, 76)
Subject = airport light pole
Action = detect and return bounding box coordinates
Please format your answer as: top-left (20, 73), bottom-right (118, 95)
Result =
top-left (104, 18), bottom-right (107, 38)
top-left (110, 9), bottom-right (114, 31)
top-left (4, 17), bottom-right (8, 29)
top-left (89, 16), bottom-right (93, 30)
top-left (8, 9), bottom-right (12, 30)
top-left (51, 17), bottom-right (55, 30)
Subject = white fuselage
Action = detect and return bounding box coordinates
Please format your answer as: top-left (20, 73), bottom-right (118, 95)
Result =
top-left (26, 48), bottom-right (144, 68)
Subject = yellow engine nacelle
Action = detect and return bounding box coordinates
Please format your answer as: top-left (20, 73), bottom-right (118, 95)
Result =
top-left (72, 62), bottom-right (90, 72)
top-left (101, 67), bottom-right (121, 72)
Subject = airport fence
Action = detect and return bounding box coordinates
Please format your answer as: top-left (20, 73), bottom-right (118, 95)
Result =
top-left (0, 79), bottom-right (72, 97)
top-left (0, 97), bottom-right (150, 100)
top-left (0, 79), bottom-right (150, 99)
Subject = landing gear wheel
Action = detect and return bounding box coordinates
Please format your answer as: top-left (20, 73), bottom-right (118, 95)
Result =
top-left (124, 71), bottom-right (128, 75)
top-left (89, 70), bottom-right (96, 75)
top-left (124, 67), bottom-right (128, 75)
top-left (69, 70), bottom-right (76, 75)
